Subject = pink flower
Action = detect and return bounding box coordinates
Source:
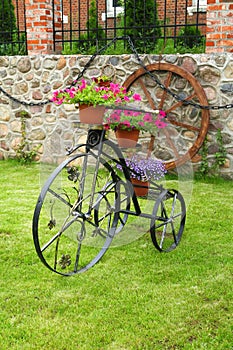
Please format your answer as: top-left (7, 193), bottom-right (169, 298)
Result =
top-left (123, 96), bottom-right (130, 102)
top-left (101, 94), bottom-right (110, 100)
top-left (155, 120), bottom-right (167, 129)
top-left (124, 110), bottom-right (134, 116)
top-left (110, 113), bottom-right (121, 122)
top-left (132, 93), bottom-right (141, 101)
top-left (68, 90), bottom-right (75, 98)
top-left (159, 110), bottom-right (166, 118)
top-left (79, 79), bottom-right (86, 91)
top-left (122, 120), bottom-right (131, 128)
top-left (143, 113), bottom-right (152, 122)
top-left (110, 83), bottom-right (121, 95)
top-left (53, 98), bottom-right (64, 105)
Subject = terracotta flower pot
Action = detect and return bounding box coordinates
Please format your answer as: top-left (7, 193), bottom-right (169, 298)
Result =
top-left (115, 129), bottom-right (139, 148)
top-left (79, 104), bottom-right (105, 124)
top-left (131, 178), bottom-right (149, 197)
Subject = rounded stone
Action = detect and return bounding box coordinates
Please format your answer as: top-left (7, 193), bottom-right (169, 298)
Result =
top-left (0, 70), bottom-right (7, 78)
top-left (10, 120), bottom-right (21, 132)
top-left (0, 140), bottom-right (9, 150)
top-left (0, 57), bottom-right (9, 67)
top-left (215, 55), bottom-right (226, 67)
top-left (183, 131), bottom-right (196, 139)
top-left (31, 117), bottom-right (43, 126)
top-left (199, 66), bottom-right (220, 84)
top-left (15, 82), bottom-right (28, 94)
top-left (45, 115), bottom-right (56, 123)
top-left (180, 57), bottom-right (197, 74)
top-left (43, 59), bottom-right (56, 70)
top-left (0, 123), bottom-right (8, 137)
top-left (203, 87), bottom-right (216, 101)
top-left (32, 91), bottom-right (43, 100)
top-left (28, 129), bottom-right (46, 141)
top-left (57, 57), bottom-right (66, 70)
top-left (227, 118), bottom-right (233, 131)
top-left (224, 61), bottom-right (233, 79)
top-left (11, 137), bottom-right (21, 150)
top-left (17, 57), bottom-right (31, 73)
top-left (0, 106), bottom-right (11, 121)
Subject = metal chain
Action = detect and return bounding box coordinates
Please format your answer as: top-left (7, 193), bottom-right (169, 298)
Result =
top-left (0, 35), bottom-right (232, 110)
top-left (125, 36), bottom-right (233, 111)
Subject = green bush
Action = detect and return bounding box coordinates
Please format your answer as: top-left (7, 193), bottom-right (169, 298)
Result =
top-left (0, 0), bottom-right (17, 43)
top-left (177, 25), bottom-right (204, 49)
top-left (122, 0), bottom-right (161, 53)
top-left (0, 0), bottom-right (27, 55)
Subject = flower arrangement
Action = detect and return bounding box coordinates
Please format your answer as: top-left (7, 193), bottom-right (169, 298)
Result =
top-left (51, 79), bottom-right (142, 107)
top-left (104, 108), bottom-right (167, 132)
top-left (117, 155), bottom-right (167, 182)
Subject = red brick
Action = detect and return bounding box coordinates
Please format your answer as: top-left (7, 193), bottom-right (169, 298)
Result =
top-left (206, 41), bottom-right (215, 46)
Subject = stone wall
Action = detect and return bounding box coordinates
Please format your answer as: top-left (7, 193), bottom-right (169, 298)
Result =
top-left (0, 53), bottom-right (233, 176)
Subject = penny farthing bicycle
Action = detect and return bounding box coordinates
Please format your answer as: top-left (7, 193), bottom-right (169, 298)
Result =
top-left (32, 62), bottom-right (209, 276)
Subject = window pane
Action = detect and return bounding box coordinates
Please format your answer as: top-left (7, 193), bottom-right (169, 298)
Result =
top-left (113, 0), bottom-right (121, 7)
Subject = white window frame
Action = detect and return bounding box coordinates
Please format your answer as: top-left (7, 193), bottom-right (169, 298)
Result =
top-left (188, 0), bottom-right (207, 16)
top-left (102, 0), bottom-right (124, 21)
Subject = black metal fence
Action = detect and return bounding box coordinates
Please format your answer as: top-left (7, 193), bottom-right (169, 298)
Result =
top-left (0, 0), bottom-right (27, 55)
top-left (54, 0), bottom-right (206, 54)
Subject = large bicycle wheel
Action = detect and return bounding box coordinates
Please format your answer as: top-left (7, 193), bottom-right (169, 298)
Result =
top-left (150, 189), bottom-right (186, 252)
top-left (32, 150), bottom-right (119, 275)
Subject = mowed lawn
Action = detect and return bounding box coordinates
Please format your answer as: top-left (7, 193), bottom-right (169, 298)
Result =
top-left (0, 159), bottom-right (232, 350)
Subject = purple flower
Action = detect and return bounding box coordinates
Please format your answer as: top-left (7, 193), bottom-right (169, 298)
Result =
top-left (117, 156), bottom-right (166, 181)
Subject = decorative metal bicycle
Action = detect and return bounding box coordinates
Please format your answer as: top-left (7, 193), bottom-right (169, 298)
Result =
top-left (32, 126), bottom-right (186, 276)
top-left (32, 53), bottom-right (211, 276)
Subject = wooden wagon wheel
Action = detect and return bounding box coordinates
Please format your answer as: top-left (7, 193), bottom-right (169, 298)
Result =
top-left (123, 63), bottom-right (210, 170)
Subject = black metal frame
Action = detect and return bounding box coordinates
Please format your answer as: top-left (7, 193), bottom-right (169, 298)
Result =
top-left (32, 127), bottom-right (186, 275)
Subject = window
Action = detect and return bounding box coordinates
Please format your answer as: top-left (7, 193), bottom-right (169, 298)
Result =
top-left (102, 0), bottom-right (123, 21)
top-left (188, 0), bottom-right (207, 15)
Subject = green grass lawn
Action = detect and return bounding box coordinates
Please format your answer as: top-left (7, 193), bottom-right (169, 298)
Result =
top-left (0, 159), bottom-right (232, 349)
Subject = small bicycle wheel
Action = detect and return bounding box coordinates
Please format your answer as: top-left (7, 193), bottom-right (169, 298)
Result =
top-left (94, 179), bottom-right (130, 234)
top-left (32, 150), bottom-right (119, 275)
top-left (150, 189), bottom-right (186, 252)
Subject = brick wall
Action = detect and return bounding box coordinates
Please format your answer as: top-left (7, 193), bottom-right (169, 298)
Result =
top-left (157, 0), bottom-right (206, 35)
top-left (206, 0), bottom-right (233, 53)
top-left (25, 0), bottom-right (62, 54)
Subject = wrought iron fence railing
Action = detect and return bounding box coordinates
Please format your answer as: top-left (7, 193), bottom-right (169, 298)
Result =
top-left (0, 0), bottom-right (206, 56)
top-left (53, 0), bottom-right (206, 54)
